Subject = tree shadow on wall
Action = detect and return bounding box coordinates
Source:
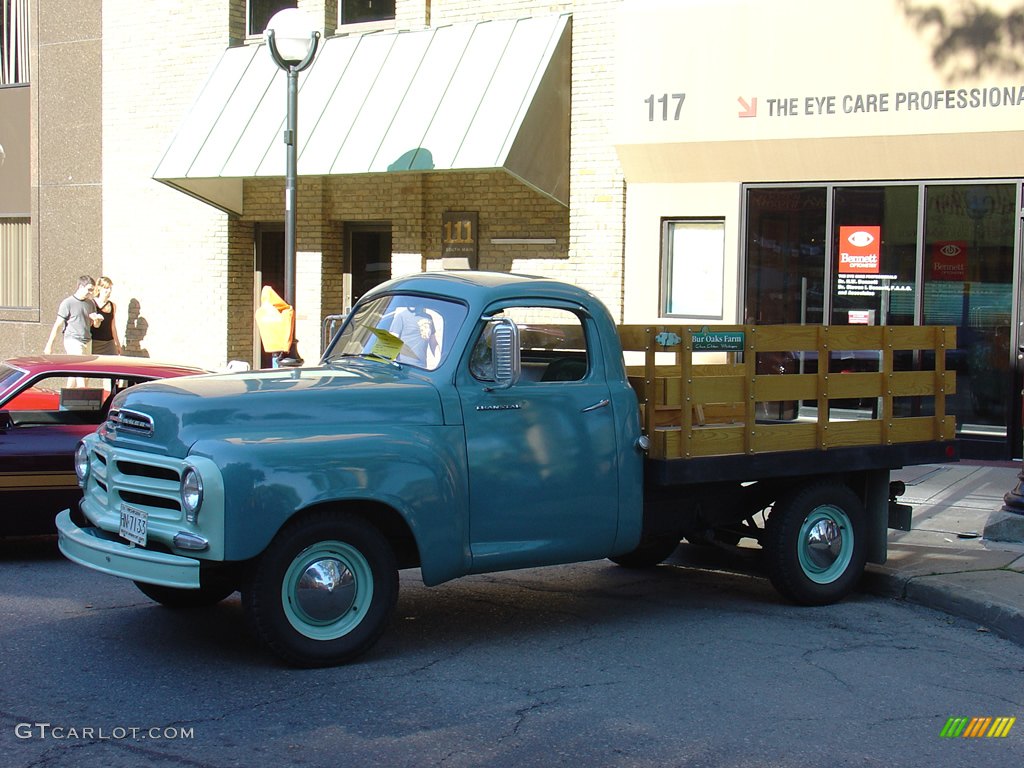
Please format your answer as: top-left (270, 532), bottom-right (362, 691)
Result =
top-left (123, 298), bottom-right (150, 358)
top-left (901, 0), bottom-right (1024, 79)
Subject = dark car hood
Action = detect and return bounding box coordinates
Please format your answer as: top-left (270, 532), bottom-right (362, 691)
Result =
top-left (100, 363), bottom-right (443, 457)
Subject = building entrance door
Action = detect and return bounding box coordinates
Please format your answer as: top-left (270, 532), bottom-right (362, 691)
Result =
top-left (346, 224), bottom-right (392, 309)
top-left (255, 226), bottom-right (284, 369)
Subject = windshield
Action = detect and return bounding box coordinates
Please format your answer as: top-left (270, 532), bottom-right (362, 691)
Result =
top-left (324, 294), bottom-right (468, 371)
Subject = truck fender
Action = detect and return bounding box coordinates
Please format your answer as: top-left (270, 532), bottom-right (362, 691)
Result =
top-left (189, 427), bottom-right (470, 585)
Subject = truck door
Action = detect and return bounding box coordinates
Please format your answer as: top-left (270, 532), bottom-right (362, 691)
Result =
top-left (455, 305), bottom-right (620, 571)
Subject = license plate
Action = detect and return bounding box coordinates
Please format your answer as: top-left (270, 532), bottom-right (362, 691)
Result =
top-left (119, 503), bottom-right (148, 546)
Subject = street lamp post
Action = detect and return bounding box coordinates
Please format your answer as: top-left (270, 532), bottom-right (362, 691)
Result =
top-left (265, 9), bottom-right (321, 366)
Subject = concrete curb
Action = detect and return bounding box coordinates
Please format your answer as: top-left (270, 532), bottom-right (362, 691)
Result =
top-left (864, 560), bottom-right (1024, 647)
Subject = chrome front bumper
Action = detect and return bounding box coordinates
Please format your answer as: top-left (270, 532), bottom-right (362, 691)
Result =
top-left (56, 509), bottom-right (201, 589)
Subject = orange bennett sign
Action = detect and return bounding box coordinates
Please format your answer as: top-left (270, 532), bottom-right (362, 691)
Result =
top-left (838, 225), bottom-right (881, 274)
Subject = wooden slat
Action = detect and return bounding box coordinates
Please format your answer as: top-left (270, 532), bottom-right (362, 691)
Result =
top-left (691, 376), bottom-right (745, 405)
top-left (749, 325), bottom-right (820, 352)
top-left (816, 327), bottom-right (829, 449)
top-left (886, 326), bottom-right (944, 350)
top-left (889, 416), bottom-right (944, 443)
top-left (881, 326), bottom-right (895, 445)
top-left (638, 405), bottom-right (690, 429)
top-left (890, 370), bottom-right (941, 397)
top-left (643, 328), bottom-right (659, 455)
top-left (751, 422), bottom-right (818, 453)
top-left (616, 325), bottom-right (653, 351)
top-left (752, 374), bottom-right (818, 401)
top-left (823, 419), bottom-right (884, 447)
top-left (679, 328), bottom-right (693, 455)
top-left (743, 329), bottom-right (756, 454)
top-left (824, 371), bottom-right (884, 399)
top-left (689, 427), bottom-right (745, 457)
top-left (934, 326), bottom-right (949, 428)
top-left (817, 326), bottom-right (884, 350)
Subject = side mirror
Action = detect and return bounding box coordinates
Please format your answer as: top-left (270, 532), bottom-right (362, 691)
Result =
top-left (490, 318), bottom-right (521, 390)
top-left (0, 411), bottom-right (12, 431)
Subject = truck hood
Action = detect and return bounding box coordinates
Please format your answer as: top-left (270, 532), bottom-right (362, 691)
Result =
top-left (101, 363), bottom-right (444, 456)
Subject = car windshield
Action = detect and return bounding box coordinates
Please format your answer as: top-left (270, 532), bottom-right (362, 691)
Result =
top-left (323, 294), bottom-right (468, 371)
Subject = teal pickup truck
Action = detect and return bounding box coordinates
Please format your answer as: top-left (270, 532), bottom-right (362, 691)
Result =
top-left (57, 271), bottom-right (957, 667)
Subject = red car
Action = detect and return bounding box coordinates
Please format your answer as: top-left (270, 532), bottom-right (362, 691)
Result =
top-left (0, 355), bottom-right (208, 536)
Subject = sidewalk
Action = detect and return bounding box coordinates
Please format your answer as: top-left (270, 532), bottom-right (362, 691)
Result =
top-left (863, 460), bottom-right (1024, 646)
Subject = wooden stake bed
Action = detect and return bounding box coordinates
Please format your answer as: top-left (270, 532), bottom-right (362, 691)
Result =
top-left (621, 324), bottom-right (957, 463)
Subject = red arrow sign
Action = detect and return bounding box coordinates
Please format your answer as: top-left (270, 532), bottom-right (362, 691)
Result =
top-left (737, 96), bottom-right (757, 117)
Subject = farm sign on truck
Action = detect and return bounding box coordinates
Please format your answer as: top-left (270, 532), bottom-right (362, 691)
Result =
top-left (57, 272), bottom-right (957, 667)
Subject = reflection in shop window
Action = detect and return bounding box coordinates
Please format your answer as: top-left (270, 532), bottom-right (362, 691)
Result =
top-left (661, 219), bottom-right (725, 319)
top-left (924, 183), bottom-right (1015, 438)
top-left (744, 188), bottom-right (826, 325)
top-left (831, 186), bottom-right (918, 327)
top-left (248, 0), bottom-right (297, 37)
top-left (340, 0), bottom-right (396, 25)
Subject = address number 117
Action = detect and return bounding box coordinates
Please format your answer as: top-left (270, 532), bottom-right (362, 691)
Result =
top-left (645, 92), bottom-right (686, 121)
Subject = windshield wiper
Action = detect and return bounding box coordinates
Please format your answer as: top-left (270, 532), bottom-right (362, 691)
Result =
top-left (326, 352), bottom-right (401, 368)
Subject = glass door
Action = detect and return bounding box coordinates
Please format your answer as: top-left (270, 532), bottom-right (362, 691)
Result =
top-left (923, 183), bottom-right (1016, 458)
top-left (826, 186), bottom-right (919, 421)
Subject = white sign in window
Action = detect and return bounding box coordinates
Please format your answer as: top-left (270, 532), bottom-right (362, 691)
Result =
top-left (662, 219), bottom-right (725, 319)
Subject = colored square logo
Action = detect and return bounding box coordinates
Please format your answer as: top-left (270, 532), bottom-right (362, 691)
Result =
top-left (839, 226), bottom-right (881, 274)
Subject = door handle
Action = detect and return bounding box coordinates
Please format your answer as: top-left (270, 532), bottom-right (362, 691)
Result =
top-left (581, 399), bottom-right (610, 413)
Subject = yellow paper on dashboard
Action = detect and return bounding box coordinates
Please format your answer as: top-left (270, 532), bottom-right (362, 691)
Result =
top-left (369, 328), bottom-right (406, 361)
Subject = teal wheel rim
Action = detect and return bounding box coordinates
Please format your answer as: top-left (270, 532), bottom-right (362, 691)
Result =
top-left (797, 505), bottom-right (853, 584)
top-left (282, 541), bottom-right (373, 640)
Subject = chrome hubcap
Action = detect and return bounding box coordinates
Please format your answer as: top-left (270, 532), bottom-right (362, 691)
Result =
top-left (805, 518), bottom-right (843, 571)
top-left (797, 504), bottom-right (854, 584)
top-left (295, 557), bottom-right (356, 622)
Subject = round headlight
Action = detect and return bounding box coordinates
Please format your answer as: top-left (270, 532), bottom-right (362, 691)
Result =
top-left (181, 466), bottom-right (204, 523)
top-left (74, 442), bottom-right (90, 486)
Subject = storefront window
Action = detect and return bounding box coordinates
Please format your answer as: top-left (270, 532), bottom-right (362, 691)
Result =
top-left (831, 186), bottom-right (918, 327)
top-left (661, 219), bottom-right (725, 318)
top-left (744, 188), bottom-right (826, 325)
top-left (924, 183), bottom-right (1015, 439)
top-left (248, 0), bottom-right (296, 37)
top-left (340, 0), bottom-right (395, 25)
top-left (743, 181), bottom-right (1019, 457)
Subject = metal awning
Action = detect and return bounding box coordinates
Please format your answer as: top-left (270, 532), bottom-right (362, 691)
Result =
top-left (154, 14), bottom-right (570, 213)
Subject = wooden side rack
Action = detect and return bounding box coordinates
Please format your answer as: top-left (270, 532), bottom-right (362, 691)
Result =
top-left (620, 324), bottom-right (957, 461)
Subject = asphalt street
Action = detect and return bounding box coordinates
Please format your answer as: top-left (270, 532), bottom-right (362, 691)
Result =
top-left (1, 535), bottom-right (1022, 767)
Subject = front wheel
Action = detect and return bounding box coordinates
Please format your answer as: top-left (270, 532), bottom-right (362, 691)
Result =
top-left (243, 512), bottom-right (398, 668)
top-left (134, 572), bottom-right (237, 609)
top-left (763, 483), bottom-right (866, 606)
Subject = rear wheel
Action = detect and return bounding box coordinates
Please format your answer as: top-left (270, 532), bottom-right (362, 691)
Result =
top-left (764, 482), bottom-right (866, 606)
top-left (243, 512), bottom-right (398, 668)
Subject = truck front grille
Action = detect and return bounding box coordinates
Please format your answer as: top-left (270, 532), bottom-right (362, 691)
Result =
top-left (84, 442), bottom-right (185, 524)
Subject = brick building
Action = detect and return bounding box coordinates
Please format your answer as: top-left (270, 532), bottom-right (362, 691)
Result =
top-left (4, 0), bottom-right (1024, 459)
top-left (1, 0), bottom-right (622, 370)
